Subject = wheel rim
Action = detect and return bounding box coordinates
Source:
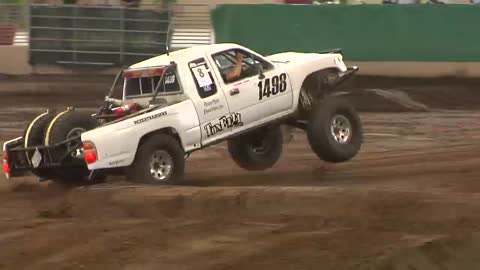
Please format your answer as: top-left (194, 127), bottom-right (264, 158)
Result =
top-left (67, 127), bottom-right (86, 159)
top-left (330, 115), bottom-right (352, 144)
top-left (249, 137), bottom-right (271, 154)
top-left (149, 150), bottom-right (173, 181)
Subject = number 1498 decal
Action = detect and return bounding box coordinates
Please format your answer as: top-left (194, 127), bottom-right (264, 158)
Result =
top-left (258, 73), bottom-right (287, 100)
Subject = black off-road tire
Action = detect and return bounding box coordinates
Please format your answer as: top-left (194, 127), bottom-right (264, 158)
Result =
top-left (23, 110), bottom-right (57, 179)
top-left (44, 109), bottom-right (98, 181)
top-left (307, 96), bottom-right (362, 163)
top-left (126, 134), bottom-right (185, 185)
top-left (227, 126), bottom-right (283, 171)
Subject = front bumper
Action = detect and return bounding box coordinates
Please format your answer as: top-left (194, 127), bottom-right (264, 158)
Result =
top-left (328, 66), bottom-right (359, 92)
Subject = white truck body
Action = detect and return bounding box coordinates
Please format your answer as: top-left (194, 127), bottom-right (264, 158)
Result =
top-left (81, 43), bottom-right (351, 171)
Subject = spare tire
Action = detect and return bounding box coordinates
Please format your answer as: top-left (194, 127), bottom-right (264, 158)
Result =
top-left (23, 110), bottom-right (57, 179)
top-left (44, 108), bottom-right (98, 181)
top-left (227, 126), bottom-right (283, 171)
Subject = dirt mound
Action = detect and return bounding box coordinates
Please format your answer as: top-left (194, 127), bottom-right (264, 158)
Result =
top-left (377, 233), bottom-right (480, 270)
top-left (1, 182), bottom-right (480, 270)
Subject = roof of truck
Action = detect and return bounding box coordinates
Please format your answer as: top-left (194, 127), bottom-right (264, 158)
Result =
top-left (128, 43), bottom-right (245, 69)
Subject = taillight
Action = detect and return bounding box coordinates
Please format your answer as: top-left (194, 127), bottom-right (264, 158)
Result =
top-left (3, 162), bottom-right (9, 174)
top-left (85, 152), bottom-right (97, 164)
top-left (2, 151), bottom-right (9, 174)
top-left (83, 142), bottom-right (95, 151)
top-left (83, 141), bottom-right (97, 164)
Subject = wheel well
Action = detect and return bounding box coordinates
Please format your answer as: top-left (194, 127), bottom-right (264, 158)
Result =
top-left (300, 68), bottom-right (340, 97)
top-left (297, 68), bottom-right (341, 118)
top-left (137, 127), bottom-right (183, 151)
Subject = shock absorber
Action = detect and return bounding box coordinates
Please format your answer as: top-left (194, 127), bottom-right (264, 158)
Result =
top-left (299, 88), bottom-right (314, 111)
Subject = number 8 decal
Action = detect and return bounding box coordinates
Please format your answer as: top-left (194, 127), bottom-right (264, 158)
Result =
top-left (197, 68), bottom-right (204, 78)
top-left (258, 73), bottom-right (287, 100)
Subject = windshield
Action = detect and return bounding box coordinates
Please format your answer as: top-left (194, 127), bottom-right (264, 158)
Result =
top-left (124, 67), bottom-right (181, 98)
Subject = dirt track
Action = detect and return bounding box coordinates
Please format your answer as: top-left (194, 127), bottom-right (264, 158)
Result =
top-left (1, 75), bottom-right (480, 270)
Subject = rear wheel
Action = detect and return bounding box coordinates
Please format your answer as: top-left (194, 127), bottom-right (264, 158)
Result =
top-left (23, 110), bottom-right (57, 179)
top-left (227, 126), bottom-right (283, 171)
top-left (44, 109), bottom-right (98, 181)
top-left (126, 134), bottom-right (185, 185)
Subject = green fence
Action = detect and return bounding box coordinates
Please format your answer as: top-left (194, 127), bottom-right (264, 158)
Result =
top-left (211, 4), bottom-right (480, 62)
top-left (30, 5), bottom-right (170, 67)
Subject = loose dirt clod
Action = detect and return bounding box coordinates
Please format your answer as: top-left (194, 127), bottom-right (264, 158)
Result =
top-left (37, 202), bottom-right (74, 219)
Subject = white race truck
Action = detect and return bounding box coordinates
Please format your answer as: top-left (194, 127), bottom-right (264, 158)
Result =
top-left (3, 43), bottom-right (362, 184)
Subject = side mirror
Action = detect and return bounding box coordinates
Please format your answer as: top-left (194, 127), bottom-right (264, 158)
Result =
top-left (258, 63), bottom-right (265, 80)
top-left (249, 52), bottom-right (265, 80)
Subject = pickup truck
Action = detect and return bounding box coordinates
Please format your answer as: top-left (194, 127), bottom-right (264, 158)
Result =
top-left (3, 43), bottom-right (362, 184)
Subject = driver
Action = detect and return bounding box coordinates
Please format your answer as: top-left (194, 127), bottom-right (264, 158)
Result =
top-left (225, 52), bottom-right (245, 81)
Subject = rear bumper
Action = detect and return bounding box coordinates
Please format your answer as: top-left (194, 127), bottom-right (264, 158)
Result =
top-left (2, 135), bottom-right (85, 180)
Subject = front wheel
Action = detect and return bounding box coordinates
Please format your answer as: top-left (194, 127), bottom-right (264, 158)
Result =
top-left (126, 134), bottom-right (185, 185)
top-left (307, 96), bottom-right (363, 163)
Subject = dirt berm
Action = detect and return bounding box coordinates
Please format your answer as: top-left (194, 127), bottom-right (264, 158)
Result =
top-left (1, 74), bottom-right (480, 270)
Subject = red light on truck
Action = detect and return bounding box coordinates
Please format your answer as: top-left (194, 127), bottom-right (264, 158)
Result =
top-left (3, 162), bottom-right (9, 174)
top-left (83, 142), bottom-right (95, 151)
top-left (85, 151), bottom-right (97, 164)
top-left (125, 71), bottom-right (142, 78)
top-left (83, 141), bottom-right (97, 164)
top-left (148, 68), bottom-right (164, 76)
top-left (133, 71), bottom-right (142, 77)
top-left (2, 151), bottom-right (9, 174)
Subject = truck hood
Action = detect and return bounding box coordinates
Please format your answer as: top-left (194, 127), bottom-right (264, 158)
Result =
top-left (265, 52), bottom-right (347, 72)
top-left (265, 52), bottom-right (337, 64)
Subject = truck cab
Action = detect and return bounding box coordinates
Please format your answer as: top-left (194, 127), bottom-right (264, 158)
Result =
top-left (115, 43), bottom-right (295, 148)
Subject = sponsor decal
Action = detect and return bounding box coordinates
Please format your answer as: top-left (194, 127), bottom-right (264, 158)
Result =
top-left (203, 98), bottom-right (224, 115)
top-left (133, 111), bottom-right (167, 125)
top-left (233, 80), bottom-right (249, 87)
top-left (109, 159), bottom-right (125, 166)
top-left (204, 113), bottom-right (243, 137)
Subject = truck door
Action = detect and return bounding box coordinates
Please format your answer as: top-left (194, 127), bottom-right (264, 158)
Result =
top-left (188, 57), bottom-right (233, 146)
top-left (208, 48), bottom-right (293, 134)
